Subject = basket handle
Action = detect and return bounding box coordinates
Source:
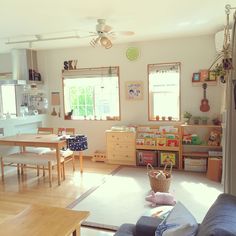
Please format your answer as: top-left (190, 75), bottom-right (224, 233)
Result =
top-left (163, 162), bottom-right (173, 175)
top-left (147, 163), bottom-right (154, 172)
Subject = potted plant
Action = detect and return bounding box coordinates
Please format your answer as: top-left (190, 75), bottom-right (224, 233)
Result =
top-left (212, 117), bottom-right (221, 126)
top-left (201, 116), bottom-right (209, 125)
top-left (183, 112), bottom-right (192, 124)
top-left (192, 116), bottom-right (201, 125)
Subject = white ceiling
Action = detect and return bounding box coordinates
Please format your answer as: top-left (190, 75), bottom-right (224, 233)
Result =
top-left (0, 0), bottom-right (235, 53)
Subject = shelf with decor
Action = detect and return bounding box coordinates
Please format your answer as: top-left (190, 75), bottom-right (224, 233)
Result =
top-left (182, 144), bottom-right (222, 149)
top-left (181, 124), bottom-right (222, 172)
top-left (182, 152), bottom-right (209, 158)
top-left (136, 125), bottom-right (182, 169)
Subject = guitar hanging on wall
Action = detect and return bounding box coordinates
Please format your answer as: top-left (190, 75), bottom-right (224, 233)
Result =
top-left (200, 83), bottom-right (210, 112)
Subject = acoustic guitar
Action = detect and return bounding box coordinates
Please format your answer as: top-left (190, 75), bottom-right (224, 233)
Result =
top-left (200, 83), bottom-right (210, 112)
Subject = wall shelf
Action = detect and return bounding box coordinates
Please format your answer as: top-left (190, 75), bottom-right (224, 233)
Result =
top-left (182, 152), bottom-right (209, 157)
top-left (182, 145), bottom-right (222, 149)
top-left (181, 124), bottom-right (221, 128)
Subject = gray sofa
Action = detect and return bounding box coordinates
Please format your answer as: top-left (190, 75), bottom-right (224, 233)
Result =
top-left (114, 193), bottom-right (236, 236)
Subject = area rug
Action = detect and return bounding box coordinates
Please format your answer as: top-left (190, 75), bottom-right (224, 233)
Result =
top-left (69, 166), bottom-right (223, 229)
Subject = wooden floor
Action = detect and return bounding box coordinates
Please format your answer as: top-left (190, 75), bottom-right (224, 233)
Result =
top-left (0, 158), bottom-right (119, 235)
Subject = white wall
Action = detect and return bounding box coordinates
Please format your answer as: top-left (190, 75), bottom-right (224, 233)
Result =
top-left (0, 53), bottom-right (12, 72)
top-left (34, 35), bottom-right (225, 155)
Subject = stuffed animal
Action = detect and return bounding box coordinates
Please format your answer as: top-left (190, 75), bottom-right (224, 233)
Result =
top-left (155, 171), bottom-right (166, 180)
top-left (208, 130), bottom-right (220, 146)
top-left (145, 191), bottom-right (176, 206)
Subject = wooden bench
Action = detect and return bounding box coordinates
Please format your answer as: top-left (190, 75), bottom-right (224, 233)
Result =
top-left (0, 152), bottom-right (65, 187)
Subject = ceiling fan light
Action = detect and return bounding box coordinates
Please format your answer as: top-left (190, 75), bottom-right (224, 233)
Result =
top-left (105, 40), bottom-right (112, 49)
top-left (100, 36), bottom-right (109, 46)
top-left (100, 36), bottom-right (112, 49)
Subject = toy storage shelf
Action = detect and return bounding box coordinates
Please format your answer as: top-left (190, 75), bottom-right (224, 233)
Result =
top-left (181, 124), bottom-right (222, 171)
top-left (136, 145), bottom-right (179, 151)
top-left (136, 125), bottom-right (182, 169)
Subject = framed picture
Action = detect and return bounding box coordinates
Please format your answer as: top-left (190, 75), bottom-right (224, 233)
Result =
top-left (200, 69), bottom-right (209, 82)
top-left (192, 73), bottom-right (200, 82)
top-left (209, 71), bottom-right (217, 81)
top-left (125, 81), bottom-right (144, 100)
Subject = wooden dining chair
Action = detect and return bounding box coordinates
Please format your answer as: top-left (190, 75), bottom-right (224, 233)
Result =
top-left (58, 128), bottom-right (75, 136)
top-left (57, 128), bottom-right (76, 171)
top-left (38, 127), bottom-right (54, 134)
top-left (40, 128), bottom-right (76, 172)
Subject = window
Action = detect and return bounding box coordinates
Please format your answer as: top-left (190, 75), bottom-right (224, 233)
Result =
top-left (0, 85), bottom-right (16, 115)
top-left (63, 67), bottom-right (120, 120)
top-left (148, 62), bottom-right (181, 121)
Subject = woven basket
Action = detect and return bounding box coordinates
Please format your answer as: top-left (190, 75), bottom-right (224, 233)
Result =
top-left (147, 163), bottom-right (172, 193)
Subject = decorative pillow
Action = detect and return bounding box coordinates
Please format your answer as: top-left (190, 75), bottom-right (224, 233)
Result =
top-left (155, 202), bottom-right (198, 236)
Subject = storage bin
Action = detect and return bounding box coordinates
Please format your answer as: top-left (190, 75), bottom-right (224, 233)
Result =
top-left (147, 163), bottom-right (172, 192)
top-left (136, 150), bottom-right (158, 167)
top-left (159, 151), bottom-right (178, 168)
top-left (67, 135), bottom-right (88, 151)
top-left (207, 157), bottom-right (222, 182)
top-left (184, 157), bottom-right (207, 172)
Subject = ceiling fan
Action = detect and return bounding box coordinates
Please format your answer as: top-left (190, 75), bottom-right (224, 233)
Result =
top-left (5, 19), bottom-right (134, 49)
top-left (88, 19), bottom-right (134, 49)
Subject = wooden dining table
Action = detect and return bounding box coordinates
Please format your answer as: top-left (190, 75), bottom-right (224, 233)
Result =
top-left (0, 133), bottom-right (67, 185)
top-left (0, 204), bottom-right (89, 236)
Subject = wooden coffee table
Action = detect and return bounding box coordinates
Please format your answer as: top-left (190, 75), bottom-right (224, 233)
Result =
top-left (0, 204), bottom-right (89, 236)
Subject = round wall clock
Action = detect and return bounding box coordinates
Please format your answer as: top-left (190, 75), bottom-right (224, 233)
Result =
top-left (126, 47), bottom-right (140, 61)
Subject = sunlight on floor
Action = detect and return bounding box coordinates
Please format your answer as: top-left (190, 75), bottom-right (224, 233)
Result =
top-left (180, 181), bottom-right (222, 207)
top-left (81, 227), bottom-right (115, 236)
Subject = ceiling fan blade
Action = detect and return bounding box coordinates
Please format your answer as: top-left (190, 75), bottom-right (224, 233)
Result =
top-left (80, 34), bottom-right (97, 39)
top-left (90, 36), bottom-right (100, 47)
top-left (114, 31), bottom-right (135, 36)
top-left (103, 24), bottom-right (112, 33)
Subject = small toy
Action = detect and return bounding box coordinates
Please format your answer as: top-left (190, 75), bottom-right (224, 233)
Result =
top-left (191, 134), bottom-right (202, 145)
top-left (208, 130), bottom-right (221, 146)
top-left (182, 134), bottom-right (192, 144)
top-left (155, 171), bottom-right (166, 180)
top-left (92, 151), bottom-right (106, 162)
top-left (156, 138), bottom-right (166, 146)
top-left (145, 191), bottom-right (176, 206)
top-left (167, 139), bottom-right (178, 147)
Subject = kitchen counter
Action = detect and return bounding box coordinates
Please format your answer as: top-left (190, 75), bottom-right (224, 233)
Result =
top-left (0, 114), bottom-right (48, 135)
top-left (0, 114), bottom-right (48, 155)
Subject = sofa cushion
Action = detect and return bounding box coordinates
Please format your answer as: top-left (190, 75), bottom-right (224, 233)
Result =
top-left (114, 223), bottom-right (136, 236)
top-left (155, 202), bottom-right (198, 236)
top-left (196, 193), bottom-right (236, 236)
top-left (136, 216), bottom-right (163, 236)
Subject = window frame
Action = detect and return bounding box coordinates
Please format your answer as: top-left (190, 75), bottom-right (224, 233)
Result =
top-left (0, 85), bottom-right (17, 116)
top-left (147, 62), bottom-right (181, 122)
top-left (62, 66), bottom-right (121, 121)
